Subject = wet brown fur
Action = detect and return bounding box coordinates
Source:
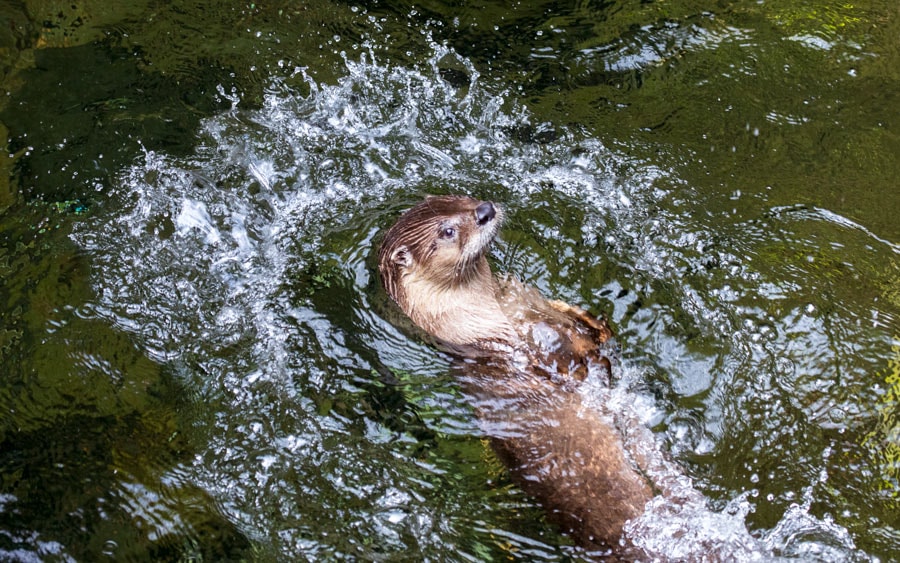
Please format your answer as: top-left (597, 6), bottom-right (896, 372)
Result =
top-left (379, 196), bottom-right (655, 553)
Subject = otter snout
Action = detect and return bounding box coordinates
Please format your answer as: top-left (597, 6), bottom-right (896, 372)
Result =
top-left (475, 201), bottom-right (496, 226)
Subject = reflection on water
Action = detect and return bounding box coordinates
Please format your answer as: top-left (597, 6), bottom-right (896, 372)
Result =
top-left (67, 45), bottom-right (889, 560)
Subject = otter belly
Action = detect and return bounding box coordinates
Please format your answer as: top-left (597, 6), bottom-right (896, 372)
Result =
top-left (494, 274), bottom-right (615, 383)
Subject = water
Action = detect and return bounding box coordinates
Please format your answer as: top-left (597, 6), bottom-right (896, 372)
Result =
top-left (2, 0), bottom-right (899, 561)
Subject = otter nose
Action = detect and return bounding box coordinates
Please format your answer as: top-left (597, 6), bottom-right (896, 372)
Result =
top-left (475, 201), bottom-right (496, 226)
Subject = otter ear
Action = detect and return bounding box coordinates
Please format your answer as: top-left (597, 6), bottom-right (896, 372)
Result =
top-left (390, 245), bottom-right (412, 269)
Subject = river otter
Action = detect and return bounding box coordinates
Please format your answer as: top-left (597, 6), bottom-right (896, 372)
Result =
top-left (379, 195), bottom-right (656, 554)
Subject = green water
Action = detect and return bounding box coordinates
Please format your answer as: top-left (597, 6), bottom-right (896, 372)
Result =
top-left (1, 0), bottom-right (898, 560)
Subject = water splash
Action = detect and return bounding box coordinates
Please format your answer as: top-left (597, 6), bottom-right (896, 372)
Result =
top-left (72, 45), bottom-right (874, 560)
top-left (763, 448), bottom-right (868, 561)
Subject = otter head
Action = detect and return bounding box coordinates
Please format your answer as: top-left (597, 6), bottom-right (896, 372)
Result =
top-left (378, 196), bottom-right (502, 322)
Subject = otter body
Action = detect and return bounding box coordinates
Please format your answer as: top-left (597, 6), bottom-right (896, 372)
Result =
top-left (379, 195), bottom-right (654, 553)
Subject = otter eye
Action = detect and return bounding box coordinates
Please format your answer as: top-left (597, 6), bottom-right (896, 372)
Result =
top-left (440, 226), bottom-right (456, 239)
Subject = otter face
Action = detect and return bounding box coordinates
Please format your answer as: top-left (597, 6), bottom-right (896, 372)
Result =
top-left (379, 195), bottom-right (502, 306)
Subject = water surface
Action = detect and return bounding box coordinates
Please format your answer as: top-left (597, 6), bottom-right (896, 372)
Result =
top-left (1, 0), bottom-right (898, 560)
